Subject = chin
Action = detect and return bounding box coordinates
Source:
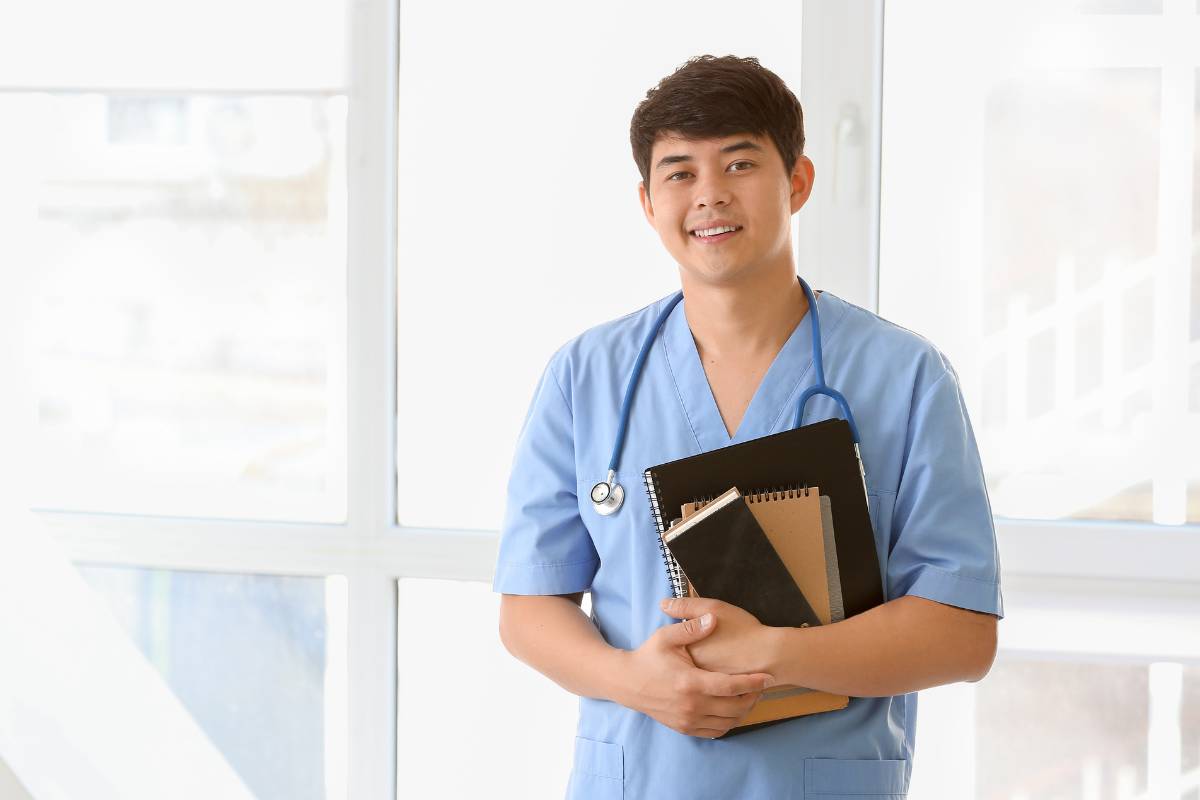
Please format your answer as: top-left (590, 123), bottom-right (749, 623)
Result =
top-left (681, 262), bottom-right (756, 286)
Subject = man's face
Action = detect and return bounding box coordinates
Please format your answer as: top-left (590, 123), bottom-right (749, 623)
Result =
top-left (638, 132), bottom-right (814, 286)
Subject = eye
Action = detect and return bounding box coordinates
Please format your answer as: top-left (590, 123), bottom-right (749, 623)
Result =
top-left (666, 161), bottom-right (752, 182)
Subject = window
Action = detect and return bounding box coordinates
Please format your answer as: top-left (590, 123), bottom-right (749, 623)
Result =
top-left (875, 2), bottom-right (1200, 796)
top-left (393, 0), bottom-right (805, 530)
top-left (394, 579), bottom-right (577, 797)
top-left (878, 0), bottom-right (1198, 527)
top-left (1, 0), bottom-right (365, 795)
top-left (77, 566), bottom-right (344, 800)
top-left (18, 92), bottom-right (348, 522)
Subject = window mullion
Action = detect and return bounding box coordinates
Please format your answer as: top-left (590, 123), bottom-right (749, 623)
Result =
top-left (798, 0), bottom-right (884, 312)
top-left (344, 0), bottom-right (399, 793)
top-left (1150, 3), bottom-right (1196, 525)
top-left (345, 8), bottom-right (398, 541)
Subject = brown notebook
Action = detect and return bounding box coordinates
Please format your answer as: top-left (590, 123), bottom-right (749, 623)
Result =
top-left (676, 486), bottom-right (849, 728)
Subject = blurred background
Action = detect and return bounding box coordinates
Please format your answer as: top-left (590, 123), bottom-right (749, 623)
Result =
top-left (0, 0), bottom-right (1197, 798)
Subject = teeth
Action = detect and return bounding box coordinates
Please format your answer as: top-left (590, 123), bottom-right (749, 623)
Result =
top-left (694, 225), bottom-right (739, 237)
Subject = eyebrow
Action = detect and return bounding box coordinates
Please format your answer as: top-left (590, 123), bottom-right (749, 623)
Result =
top-left (654, 139), bottom-right (765, 171)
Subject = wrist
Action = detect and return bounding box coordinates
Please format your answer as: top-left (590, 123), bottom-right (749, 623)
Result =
top-left (762, 624), bottom-right (802, 683)
top-left (605, 647), bottom-right (639, 708)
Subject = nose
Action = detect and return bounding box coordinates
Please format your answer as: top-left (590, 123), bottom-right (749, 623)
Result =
top-left (693, 171), bottom-right (732, 209)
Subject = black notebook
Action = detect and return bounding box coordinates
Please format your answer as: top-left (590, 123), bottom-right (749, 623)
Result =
top-left (644, 418), bottom-right (884, 619)
top-left (663, 488), bottom-right (822, 629)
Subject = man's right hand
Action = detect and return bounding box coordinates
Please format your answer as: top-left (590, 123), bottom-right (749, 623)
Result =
top-left (618, 612), bottom-right (775, 739)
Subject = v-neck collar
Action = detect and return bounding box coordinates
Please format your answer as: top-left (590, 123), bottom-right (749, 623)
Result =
top-left (661, 282), bottom-right (831, 453)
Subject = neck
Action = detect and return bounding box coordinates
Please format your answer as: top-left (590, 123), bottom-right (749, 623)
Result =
top-left (680, 267), bottom-right (809, 361)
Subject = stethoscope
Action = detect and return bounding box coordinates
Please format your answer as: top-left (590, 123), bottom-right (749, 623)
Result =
top-left (589, 275), bottom-right (863, 516)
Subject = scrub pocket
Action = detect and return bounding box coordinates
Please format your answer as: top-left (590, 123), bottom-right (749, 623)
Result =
top-left (803, 757), bottom-right (909, 799)
top-left (565, 736), bottom-right (623, 800)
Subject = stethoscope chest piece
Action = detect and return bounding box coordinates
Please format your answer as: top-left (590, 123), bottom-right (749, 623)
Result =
top-left (590, 470), bottom-right (624, 515)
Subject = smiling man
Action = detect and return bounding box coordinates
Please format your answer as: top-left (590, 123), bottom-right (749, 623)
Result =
top-left (495, 55), bottom-right (1002, 800)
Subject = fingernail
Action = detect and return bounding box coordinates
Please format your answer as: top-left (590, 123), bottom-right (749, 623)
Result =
top-left (763, 676), bottom-right (776, 689)
top-left (700, 613), bottom-right (713, 629)
top-left (660, 598), bottom-right (672, 610)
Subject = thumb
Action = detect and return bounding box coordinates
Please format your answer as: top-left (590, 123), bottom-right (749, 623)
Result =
top-left (658, 612), bottom-right (716, 647)
top-left (660, 596), bottom-right (720, 620)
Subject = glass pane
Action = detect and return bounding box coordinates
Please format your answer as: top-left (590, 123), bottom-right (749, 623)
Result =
top-left (880, 4), bottom-right (1199, 525)
top-left (0, 0), bottom-right (346, 90)
top-left (396, 579), bottom-right (577, 799)
top-left (395, 0), bottom-right (804, 529)
top-left (976, 660), bottom-right (1149, 798)
top-left (1183, 665), bottom-right (1200, 797)
top-left (75, 565), bottom-right (344, 800)
top-left (6, 92), bottom-right (348, 522)
top-left (973, 660), bottom-right (1200, 799)
top-left (977, 70), bottom-right (1160, 525)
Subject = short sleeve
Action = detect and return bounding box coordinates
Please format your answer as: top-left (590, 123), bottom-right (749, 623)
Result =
top-left (886, 365), bottom-right (1004, 618)
top-left (492, 356), bottom-right (600, 595)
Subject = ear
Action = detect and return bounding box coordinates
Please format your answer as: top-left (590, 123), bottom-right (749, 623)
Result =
top-left (789, 155), bottom-right (816, 214)
top-left (638, 180), bottom-right (656, 226)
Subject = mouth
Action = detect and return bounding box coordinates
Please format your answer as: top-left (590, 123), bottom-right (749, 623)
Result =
top-left (690, 224), bottom-right (743, 244)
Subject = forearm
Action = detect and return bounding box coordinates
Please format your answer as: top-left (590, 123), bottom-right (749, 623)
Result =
top-left (498, 593), bottom-right (631, 704)
top-left (762, 595), bottom-right (997, 697)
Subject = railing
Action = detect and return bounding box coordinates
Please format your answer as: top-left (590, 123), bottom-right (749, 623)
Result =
top-left (976, 251), bottom-right (1198, 523)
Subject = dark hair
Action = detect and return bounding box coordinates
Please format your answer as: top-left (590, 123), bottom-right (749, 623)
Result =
top-left (629, 55), bottom-right (805, 192)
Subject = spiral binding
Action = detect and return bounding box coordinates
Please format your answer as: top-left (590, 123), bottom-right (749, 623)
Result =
top-left (745, 484), bottom-right (811, 504)
top-left (685, 484), bottom-right (812, 512)
top-left (643, 468), bottom-right (687, 598)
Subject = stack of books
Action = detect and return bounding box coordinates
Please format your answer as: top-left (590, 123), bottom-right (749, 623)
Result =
top-left (643, 418), bottom-right (884, 732)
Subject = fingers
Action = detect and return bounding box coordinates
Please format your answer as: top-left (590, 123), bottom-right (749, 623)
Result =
top-left (656, 613), bottom-right (716, 646)
top-left (693, 727), bottom-right (729, 739)
top-left (701, 670), bottom-right (775, 697)
top-left (677, 711), bottom-right (740, 740)
top-left (689, 707), bottom-right (757, 739)
top-left (654, 670), bottom-right (766, 739)
top-left (705, 691), bottom-right (763, 719)
top-left (667, 677), bottom-right (763, 736)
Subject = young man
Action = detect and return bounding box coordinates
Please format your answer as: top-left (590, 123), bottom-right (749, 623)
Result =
top-left (494, 55), bottom-right (1002, 799)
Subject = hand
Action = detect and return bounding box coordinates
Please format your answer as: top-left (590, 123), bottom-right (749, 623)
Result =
top-left (660, 596), bottom-right (774, 677)
top-left (619, 610), bottom-right (775, 739)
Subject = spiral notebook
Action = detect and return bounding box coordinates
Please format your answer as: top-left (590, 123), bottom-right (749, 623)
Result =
top-left (676, 487), bottom-right (849, 729)
top-left (679, 488), bottom-right (844, 626)
top-left (663, 487), bottom-right (822, 630)
top-left (643, 418), bottom-right (883, 618)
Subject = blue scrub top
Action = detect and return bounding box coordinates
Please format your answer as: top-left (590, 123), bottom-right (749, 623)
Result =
top-left (493, 287), bottom-right (1004, 800)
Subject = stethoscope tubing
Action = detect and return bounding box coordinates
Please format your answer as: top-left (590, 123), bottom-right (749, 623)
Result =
top-left (791, 277), bottom-right (862, 442)
top-left (608, 291), bottom-right (685, 475)
top-left (593, 275), bottom-right (861, 515)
